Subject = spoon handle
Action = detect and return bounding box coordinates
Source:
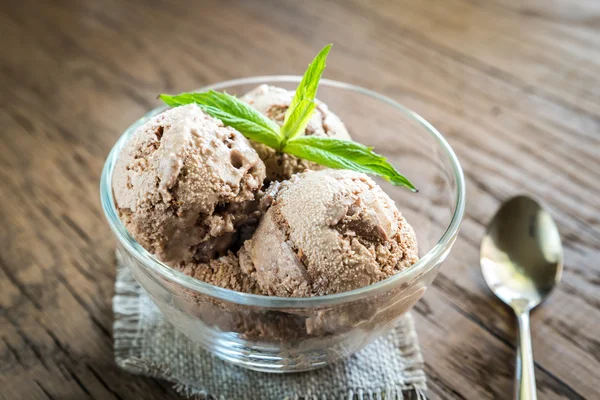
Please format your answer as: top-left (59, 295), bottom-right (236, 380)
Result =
top-left (516, 311), bottom-right (537, 400)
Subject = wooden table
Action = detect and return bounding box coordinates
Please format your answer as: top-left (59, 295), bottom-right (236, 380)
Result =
top-left (1, 0), bottom-right (599, 398)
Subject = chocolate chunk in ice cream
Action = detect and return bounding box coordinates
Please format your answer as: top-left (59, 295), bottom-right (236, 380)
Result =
top-left (239, 169), bottom-right (419, 297)
top-left (112, 104), bottom-right (266, 265)
top-left (242, 85), bottom-right (352, 182)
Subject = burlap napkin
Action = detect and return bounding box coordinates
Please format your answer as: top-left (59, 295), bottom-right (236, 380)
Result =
top-left (113, 256), bottom-right (427, 400)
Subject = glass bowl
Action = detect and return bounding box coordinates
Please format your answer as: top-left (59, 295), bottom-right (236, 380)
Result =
top-left (101, 76), bottom-right (465, 373)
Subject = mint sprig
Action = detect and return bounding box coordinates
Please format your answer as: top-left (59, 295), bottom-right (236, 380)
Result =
top-left (159, 45), bottom-right (417, 191)
top-left (283, 137), bottom-right (417, 190)
top-left (160, 91), bottom-right (282, 149)
top-left (280, 99), bottom-right (316, 143)
top-left (281, 44), bottom-right (331, 140)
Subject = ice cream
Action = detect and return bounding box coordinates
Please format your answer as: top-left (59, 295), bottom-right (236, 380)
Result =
top-left (112, 101), bottom-right (418, 298)
top-left (112, 104), bottom-right (266, 266)
top-left (242, 85), bottom-right (351, 181)
top-left (239, 169), bottom-right (419, 297)
top-left (113, 105), bottom-right (421, 346)
top-left (177, 254), bottom-right (262, 294)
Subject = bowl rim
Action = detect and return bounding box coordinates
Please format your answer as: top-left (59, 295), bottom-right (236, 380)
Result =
top-left (100, 75), bottom-right (466, 308)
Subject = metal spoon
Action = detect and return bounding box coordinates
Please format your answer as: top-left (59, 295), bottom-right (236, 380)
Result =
top-left (480, 195), bottom-right (563, 400)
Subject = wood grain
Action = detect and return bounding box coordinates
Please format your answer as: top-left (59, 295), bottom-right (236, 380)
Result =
top-left (1, 0), bottom-right (599, 398)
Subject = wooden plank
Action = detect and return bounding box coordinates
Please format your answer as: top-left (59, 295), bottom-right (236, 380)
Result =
top-left (1, 0), bottom-right (598, 398)
top-left (348, 0), bottom-right (600, 118)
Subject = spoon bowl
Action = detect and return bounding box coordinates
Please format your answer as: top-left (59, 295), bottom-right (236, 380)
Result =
top-left (481, 195), bottom-right (563, 311)
top-left (481, 195), bottom-right (563, 399)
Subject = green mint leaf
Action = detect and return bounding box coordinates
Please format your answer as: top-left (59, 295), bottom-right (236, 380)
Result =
top-left (159, 92), bottom-right (283, 149)
top-left (159, 45), bottom-right (416, 191)
top-left (283, 44), bottom-right (332, 129)
top-left (280, 99), bottom-right (316, 142)
top-left (283, 136), bottom-right (417, 191)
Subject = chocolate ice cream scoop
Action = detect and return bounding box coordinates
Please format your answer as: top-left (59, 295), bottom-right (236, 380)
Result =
top-left (239, 169), bottom-right (419, 297)
top-left (242, 85), bottom-right (351, 181)
top-left (113, 104), bottom-right (266, 265)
